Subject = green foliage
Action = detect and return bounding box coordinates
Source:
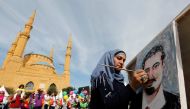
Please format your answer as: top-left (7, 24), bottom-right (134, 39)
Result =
top-left (47, 83), bottom-right (58, 95)
top-left (25, 92), bottom-right (32, 98)
top-left (62, 86), bottom-right (75, 94)
top-left (5, 87), bottom-right (15, 95)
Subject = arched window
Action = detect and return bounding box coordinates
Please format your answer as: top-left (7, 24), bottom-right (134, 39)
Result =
top-left (25, 81), bottom-right (34, 90)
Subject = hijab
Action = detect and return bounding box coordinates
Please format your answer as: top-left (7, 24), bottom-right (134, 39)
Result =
top-left (91, 49), bottom-right (126, 91)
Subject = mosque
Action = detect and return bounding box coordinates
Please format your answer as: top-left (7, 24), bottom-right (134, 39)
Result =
top-left (0, 11), bottom-right (72, 91)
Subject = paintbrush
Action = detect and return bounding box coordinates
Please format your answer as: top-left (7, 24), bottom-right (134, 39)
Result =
top-left (99, 64), bottom-right (134, 72)
top-left (99, 64), bottom-right (149, 83)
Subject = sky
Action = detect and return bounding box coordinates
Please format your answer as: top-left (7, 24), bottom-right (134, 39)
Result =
top-left (0, 0), bottom-right (190, 89)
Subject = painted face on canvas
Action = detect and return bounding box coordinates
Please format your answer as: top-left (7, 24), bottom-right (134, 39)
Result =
top-left (144, 52), bottom-right (164, 92)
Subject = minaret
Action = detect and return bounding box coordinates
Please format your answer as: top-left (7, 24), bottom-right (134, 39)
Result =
top-left (2, 32), bottom-right (20, 68)
top-left (13, 11), bottom-right (36, 57)
top-left (63, 34), bottom-right (72, 86)
top-left (49, 48), bottom-right (54, 59)
top-left (49, 47), bottom-right (55, 68)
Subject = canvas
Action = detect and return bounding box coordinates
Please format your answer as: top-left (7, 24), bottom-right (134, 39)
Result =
top-left (134, 24), bottom-right (180, 108)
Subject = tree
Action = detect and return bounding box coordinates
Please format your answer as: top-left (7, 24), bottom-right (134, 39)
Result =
top-left (62, 86), bottom-right (75, 94)
top-left (5, 87), bottom-right (15, 95)
top-left (47, 83), bottom-right (58, 95)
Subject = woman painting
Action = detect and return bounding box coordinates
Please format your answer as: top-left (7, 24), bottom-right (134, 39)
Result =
top-left (89, 49), bottom-right (147, 109)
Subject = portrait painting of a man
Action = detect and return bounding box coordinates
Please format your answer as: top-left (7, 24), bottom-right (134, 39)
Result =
top-left (129, 24), bottom-right (181, 109)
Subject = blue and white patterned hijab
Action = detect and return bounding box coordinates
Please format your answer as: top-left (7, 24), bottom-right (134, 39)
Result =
top-left (91, 49), bottom-right (126, 91)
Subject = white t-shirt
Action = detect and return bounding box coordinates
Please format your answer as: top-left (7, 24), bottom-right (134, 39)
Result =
top-left (50, 95), bottom-right (58, 107)
top-left (44, 94), bottom-right (50, 105)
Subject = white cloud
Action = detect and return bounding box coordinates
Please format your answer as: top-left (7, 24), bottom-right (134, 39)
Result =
top-left (0, 0), bottom-right (190, 87)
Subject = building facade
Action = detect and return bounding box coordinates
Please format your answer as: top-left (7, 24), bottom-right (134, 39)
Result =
top-left (0, 11), bottom-right (72, 91)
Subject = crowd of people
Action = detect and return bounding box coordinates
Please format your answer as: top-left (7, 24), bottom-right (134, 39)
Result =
top-left (0, 85), bottom-right (90, 109)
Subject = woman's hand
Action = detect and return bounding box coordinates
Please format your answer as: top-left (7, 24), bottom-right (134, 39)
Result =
top-left (129, 69), bottom-right (148, 91)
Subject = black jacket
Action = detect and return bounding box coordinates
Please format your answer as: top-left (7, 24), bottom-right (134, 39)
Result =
top-left (129, 90), bottom-right (181, 109)
top-left (89, 77), bottom-right (136, 109)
